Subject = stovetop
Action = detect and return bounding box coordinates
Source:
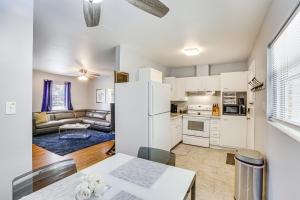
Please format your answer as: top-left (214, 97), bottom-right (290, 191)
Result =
top-left (186, 104), bottom-right (213, 117)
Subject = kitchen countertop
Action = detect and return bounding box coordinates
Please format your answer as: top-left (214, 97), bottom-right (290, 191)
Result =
top-left (181, 114), bottom-right (221, 119)
top-left (170, 113), bottom-right (183, 119)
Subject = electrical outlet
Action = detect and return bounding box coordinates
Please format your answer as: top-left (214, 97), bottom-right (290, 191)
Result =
top-left (6, 102), bottom-right (16, 115)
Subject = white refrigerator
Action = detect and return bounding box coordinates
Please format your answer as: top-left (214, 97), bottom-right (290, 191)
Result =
top-left (115, 81), bottom-right (171, 156)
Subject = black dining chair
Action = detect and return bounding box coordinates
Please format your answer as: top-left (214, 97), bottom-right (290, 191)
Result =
top-left (137, 147), bottom-right (176, 166)
top-left (12, 159), bottom-right (77, 200)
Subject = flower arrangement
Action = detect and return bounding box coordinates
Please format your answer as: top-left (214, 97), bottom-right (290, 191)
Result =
top-left (75, 174), bottom-right (106, 200)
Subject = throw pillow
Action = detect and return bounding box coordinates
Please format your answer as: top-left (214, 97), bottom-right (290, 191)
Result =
top-left (106, 113), bottom-right (111, 122)
top-left (34, 112), bottom-right (48, 124)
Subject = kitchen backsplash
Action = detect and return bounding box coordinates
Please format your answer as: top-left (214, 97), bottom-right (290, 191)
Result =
top-left (173, 95), bottom-right (221, 113)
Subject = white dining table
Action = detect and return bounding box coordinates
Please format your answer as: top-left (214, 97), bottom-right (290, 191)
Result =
top-left (20, 153), bottom-right (196, 200)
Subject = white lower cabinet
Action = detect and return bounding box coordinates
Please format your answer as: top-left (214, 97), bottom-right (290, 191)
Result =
top-left (210, 119), bottom-right (220, 146)
top-left (220, 116), bottom-right (247, 148)
top-left (171, 116), bottom-right (183, 148)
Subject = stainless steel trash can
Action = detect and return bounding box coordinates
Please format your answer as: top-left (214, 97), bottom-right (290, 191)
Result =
top-left (234, 149), bottom-right (264, 200)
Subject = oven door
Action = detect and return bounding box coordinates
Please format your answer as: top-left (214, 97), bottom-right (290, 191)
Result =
top-left (183, 116), bottom-right (210, 137)
top-left (223, 105), bottom-right (239, 115)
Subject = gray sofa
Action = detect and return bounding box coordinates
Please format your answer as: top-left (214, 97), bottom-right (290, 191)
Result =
top-left (33, 110), bottom-right (112, 135)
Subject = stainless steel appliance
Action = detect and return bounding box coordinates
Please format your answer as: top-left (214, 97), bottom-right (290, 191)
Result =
top-left (235, 149), bottom-right (264, 200)
top-left (183, 105), bottom-right (212, 147)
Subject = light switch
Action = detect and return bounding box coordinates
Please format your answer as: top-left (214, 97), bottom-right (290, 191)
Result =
top-left (6, 102), bottom-right (16, 115)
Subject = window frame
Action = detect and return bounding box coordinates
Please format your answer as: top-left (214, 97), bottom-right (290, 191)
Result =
top-left (267, 2), bottom-right (300, 142)
top-left (51, 83), bottom-right (66, 111)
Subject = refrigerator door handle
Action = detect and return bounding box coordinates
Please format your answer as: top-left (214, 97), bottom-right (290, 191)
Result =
top-left (149, 83), bottom-right (154, 115)
top-left (149, 116), bottom-right (153, 147)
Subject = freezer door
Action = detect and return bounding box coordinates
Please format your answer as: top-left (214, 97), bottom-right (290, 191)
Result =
top-left (149, 112), bottom-right (171, 151)
top-left (149, 82), bottom-right (171, 115)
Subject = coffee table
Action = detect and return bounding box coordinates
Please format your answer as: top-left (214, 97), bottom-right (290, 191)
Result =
top-left (58, 123), bottom-right (91, 139)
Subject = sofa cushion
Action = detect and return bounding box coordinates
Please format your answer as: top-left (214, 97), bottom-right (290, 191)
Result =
top-left (81, 117), bottom-right (96, 125)
top-left (36, 121), bottom-right (62, 129)
top-left (94, 119), bottom-right (111, 127)
top-left (105, 114), bottom-right (111, 122)
top-left (58, 118), bottom-right (82, 124)
top-left (92, 113), bottom-right (106, 119)
top-left (55, 112), bottom-right (75, 120)
top-left (86, 112), bottom-right (94, 118)
top-left (74, 111), bottom-right (86, 118)
top-left (34, 112), bottom-right (48, 124)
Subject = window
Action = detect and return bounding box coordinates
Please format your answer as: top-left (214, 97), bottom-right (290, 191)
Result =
top-left (268, 4), bottom-right (300, 128)
top-left (52, 84), bottom-right (66, 111)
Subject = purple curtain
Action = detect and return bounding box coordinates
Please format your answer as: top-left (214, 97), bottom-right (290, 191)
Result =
top-left (64, 82), bottom-right (73, 110)
top-left (41, 80), bottom-right (53, 112)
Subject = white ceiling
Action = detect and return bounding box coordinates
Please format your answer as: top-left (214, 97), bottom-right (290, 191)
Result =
top-left (33, 0), bottom-right (273, 75)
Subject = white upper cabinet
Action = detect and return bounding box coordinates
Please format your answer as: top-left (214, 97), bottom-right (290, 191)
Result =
top-left (163, 77), bottom-right (187, 101)
top-left (185, 75), bottom-right (220, 92)
top-left (185, 77), bottom-right (200, 92)
top-left (220, 71), bottom-right (248, 91)
top-left (164, 77), bottom-right (176, 100)
top-left (204, 75), bottom-right (220, 91)
top-left (176, 78), bottom-right (188, 101)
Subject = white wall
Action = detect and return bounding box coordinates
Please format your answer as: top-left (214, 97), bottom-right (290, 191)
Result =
top-left (117, 45), bottom-right (170, 81)
top-left (0, 0), bottom-right (33, 199)
top-left (210, 61), bottom-right (248, 75)
top-left (88, 73), bottom-right (114, 111)
top-left (167, 61), bottom-right (248, 78)
top-left (249, 0), bottom-right (300, 199)
top-left (33, 70), bottom-right (90, 112)
top-left (169, 66), bottom-right (196, 78)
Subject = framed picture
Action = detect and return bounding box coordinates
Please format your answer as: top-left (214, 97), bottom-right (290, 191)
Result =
top-left (106, 89), bottom-right (114, 103)
top-left (96, 89), bottom-right (106, 103)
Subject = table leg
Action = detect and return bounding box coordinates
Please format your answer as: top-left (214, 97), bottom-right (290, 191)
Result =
top-left (191, 178), bottom-right (196, 200)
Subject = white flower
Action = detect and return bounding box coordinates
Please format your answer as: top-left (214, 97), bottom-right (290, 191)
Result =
top-left (86, 174), bottom-right (104, 191)
top-left (94, 183), bottom-right (106, 197)
top-left (75, 182), bottom-right (92, 200)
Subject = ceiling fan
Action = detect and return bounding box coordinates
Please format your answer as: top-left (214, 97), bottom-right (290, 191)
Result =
top-left (75, 68), bottom-right (101, 80)
top-left (83, 0), bottom-right (170, 27)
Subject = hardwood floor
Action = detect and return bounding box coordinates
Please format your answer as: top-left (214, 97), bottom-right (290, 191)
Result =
top-left (32, 141), bottom-right (115, 171)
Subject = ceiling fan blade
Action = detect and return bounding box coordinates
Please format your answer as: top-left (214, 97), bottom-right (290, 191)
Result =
top-left (88, 74), bottom-right (101, 79)
top-left (126, 0), bottom-right (169, 18)
top-left (83, 1), bottom-right (101, 27)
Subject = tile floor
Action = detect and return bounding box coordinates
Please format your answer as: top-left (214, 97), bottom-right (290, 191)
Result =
top-left (172, 144), bottom-right (235, 200)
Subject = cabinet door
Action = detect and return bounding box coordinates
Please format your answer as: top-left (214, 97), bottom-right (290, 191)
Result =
top-left (170, 120), bottom-right (177, 148)
top-left (164, 77), bottom-right (176, 100)
top-left (221, 72), bottom-right (248, 91)
top-left (176, 78), bottom-right (187, 100)
top-left (185, 77), bottom-right (201, 92)
top-left (204, 75), bottom-right (220, 91)
top-left (220, 116), bottom-right (247, 148)
top-left (176, 117), bottom-right (183, 144)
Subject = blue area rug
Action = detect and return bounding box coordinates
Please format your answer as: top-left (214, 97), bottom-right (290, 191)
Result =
top-left (33, 130), bottom-right (115, 156)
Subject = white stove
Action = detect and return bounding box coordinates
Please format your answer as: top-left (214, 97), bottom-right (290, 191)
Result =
top-left (183, 105), bottom-right (213, 147)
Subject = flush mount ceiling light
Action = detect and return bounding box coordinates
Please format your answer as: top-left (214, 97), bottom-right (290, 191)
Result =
top-left (83, 0), bottom-right (169, 27)
top-left (183, 48), bottom-right (202, 56)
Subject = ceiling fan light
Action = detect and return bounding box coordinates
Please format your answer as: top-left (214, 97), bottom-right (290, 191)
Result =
top-left (78, 75), bottom-right (88, 81)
